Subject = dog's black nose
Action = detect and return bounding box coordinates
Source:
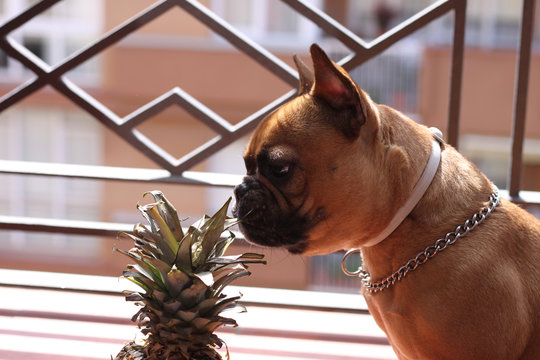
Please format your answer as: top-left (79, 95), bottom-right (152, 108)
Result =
top-left (234, 182), bottom-right (249, 199)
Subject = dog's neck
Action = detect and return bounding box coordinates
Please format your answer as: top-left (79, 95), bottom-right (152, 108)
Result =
top-left (353, 126), bottom-right (496, 284)
top-left (363, 127), bottom-right (443, 248)
top-left (341, 127), bottom-right (443, 276)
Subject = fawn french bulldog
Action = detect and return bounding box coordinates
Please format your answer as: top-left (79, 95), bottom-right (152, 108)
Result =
top-left (233, 44), bottom-right (540, 359)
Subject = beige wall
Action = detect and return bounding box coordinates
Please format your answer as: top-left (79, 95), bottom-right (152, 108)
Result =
top-left (419, 47), bottom-right (540, 138)
top-left (105, 0), bottom-right (211, 37)
top-left (102, 47), bottom-right (294, 119)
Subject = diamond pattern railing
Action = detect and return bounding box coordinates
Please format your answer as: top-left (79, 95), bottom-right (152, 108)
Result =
top-left (0, 0), bottom-right (466, 180)
top-left (0, 0), bottom-right (299, 177)
top-left (0, 0), bottom-right (538, 238)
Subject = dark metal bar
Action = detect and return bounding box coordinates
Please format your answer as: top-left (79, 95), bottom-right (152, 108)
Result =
top-left (447, 0), bottom-right (467, 148)
top-left (509, 0), bottom-right (537, 197)
top-left (52, 79), bottom-right (184, 173)
top-left (0, 215), bottom-right (245, 239)
top-left (172, 135), bottom-right (226, 171)
top-left (0, 215), bottom-right (131, 237)
top-left (0, 77), bottom-right (45, 112)
top-left (0, 37), bottom-right (51, 75)
top-left (0, 38), bottom-right (49, 111)
top-left (51, 78), bottom-right (180, 173)
top-left (48, 0), bottom-right (298, 173)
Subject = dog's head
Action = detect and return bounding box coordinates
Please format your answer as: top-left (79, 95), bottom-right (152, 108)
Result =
top-left (233, 44), bottom-right (424, 255)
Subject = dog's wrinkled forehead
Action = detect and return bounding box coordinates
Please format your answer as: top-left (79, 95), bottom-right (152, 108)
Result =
top-left (247, 96), bottom-right (326, 152)
top-left (245, 102), bottom-right (295, 156)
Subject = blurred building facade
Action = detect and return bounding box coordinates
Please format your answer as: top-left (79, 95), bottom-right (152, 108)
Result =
top-left (0, 0), bottom-right (539, 292)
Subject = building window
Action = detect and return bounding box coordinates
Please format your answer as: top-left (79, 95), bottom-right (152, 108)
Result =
top-left (23, 36), bottom-right (47, 62)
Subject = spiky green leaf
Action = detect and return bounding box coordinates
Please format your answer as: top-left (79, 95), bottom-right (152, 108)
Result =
top-left (143, 191), bottom-right (184, 241)
top-left (133, 223), bottom-right (174, 262)
top-left (143, 256), bottom-right (172, 288)
top-left (211, 237), bottom-right (235, 260)
top-left (118, 248), bottom-right (168, 290)
top-left (200, 296), bottom-right (243, 318)
top-left (116, 248), bottom-right (155, 280)
top-left (175, 231), bottom-right (193, 273)
top-left (192, 198), bottom-right (231, 269)
top-left (212, 268), bottom-right (251, 296)
top-left (123, 290), bottom-right (144, 302)
top-left (139, 202), bottom-right (179, 257)
top-left (124, 275), bottom-right (154, 293)
top-left (208, 253), bottom-right (266, 265)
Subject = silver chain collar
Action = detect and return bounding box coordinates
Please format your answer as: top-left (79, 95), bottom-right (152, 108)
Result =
top-left (342, 186), bottom-right (500, 294)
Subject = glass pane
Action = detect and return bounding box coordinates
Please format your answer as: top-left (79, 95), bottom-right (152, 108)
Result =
top-left (225, 0), bottom-right (252, 27)
top-left (0, 112), bottom-right (9, 158)
top-left (64, 37), bottom-right (100, 75)
top-left (23, 109), bottom-right (55, 162)
top-left (23, 36), bottom-right (47, 62)
top-left (65, 112), bottom-right (102, 165)
top-left (267, 1), bottom-right (298, 33)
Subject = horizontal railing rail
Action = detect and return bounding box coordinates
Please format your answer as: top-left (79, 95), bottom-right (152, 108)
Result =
top-left (0, 268), bottom-right (370, 314)
top-left (0, 160), bottom-right (242, 187)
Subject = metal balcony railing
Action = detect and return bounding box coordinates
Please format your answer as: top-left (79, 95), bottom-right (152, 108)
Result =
top-left (1, 0), bottom-right (539, 238)
top-left (0, 1), bottom-right (539, 358)
top-left (0, 0), bottom-right (538, 285)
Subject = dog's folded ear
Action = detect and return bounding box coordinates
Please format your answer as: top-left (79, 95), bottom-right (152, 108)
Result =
top-left (310, 43), bottom-right (367, 138)
top-left (293, 55), bottom-right (314, 95)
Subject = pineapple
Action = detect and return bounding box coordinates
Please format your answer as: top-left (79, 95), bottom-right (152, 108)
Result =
top-left (114, 191), bottom-right (265, 360)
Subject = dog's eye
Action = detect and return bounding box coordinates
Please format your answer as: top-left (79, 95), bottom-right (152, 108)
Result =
top-left (269, 164), bottom-right (291, 178)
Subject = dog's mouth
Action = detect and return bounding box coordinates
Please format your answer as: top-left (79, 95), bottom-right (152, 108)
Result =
top-left (233, 198), bottom-right (311, 254)
top-left (235, 219), bottom-right (308, 254)
top-left (233, 176), bottom-right (314, 254)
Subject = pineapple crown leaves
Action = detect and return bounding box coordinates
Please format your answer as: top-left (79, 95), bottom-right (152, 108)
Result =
top-left (115, 191), bottom-right (266, 329)
top-left (118, 192), bottom-right (265, 274)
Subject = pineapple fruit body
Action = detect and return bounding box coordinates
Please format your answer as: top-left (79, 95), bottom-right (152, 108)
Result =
top-left (114, 191), bottom-right (265, 360)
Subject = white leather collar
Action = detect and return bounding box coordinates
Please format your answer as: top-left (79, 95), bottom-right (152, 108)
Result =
top-left (361, 127), bottom-right (443, 248)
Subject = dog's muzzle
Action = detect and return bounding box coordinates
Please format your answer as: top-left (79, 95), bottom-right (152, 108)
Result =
top-left (233, 177), bottom-right (309, 253)
top-left (233, 177), bottom-right (267, 221)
